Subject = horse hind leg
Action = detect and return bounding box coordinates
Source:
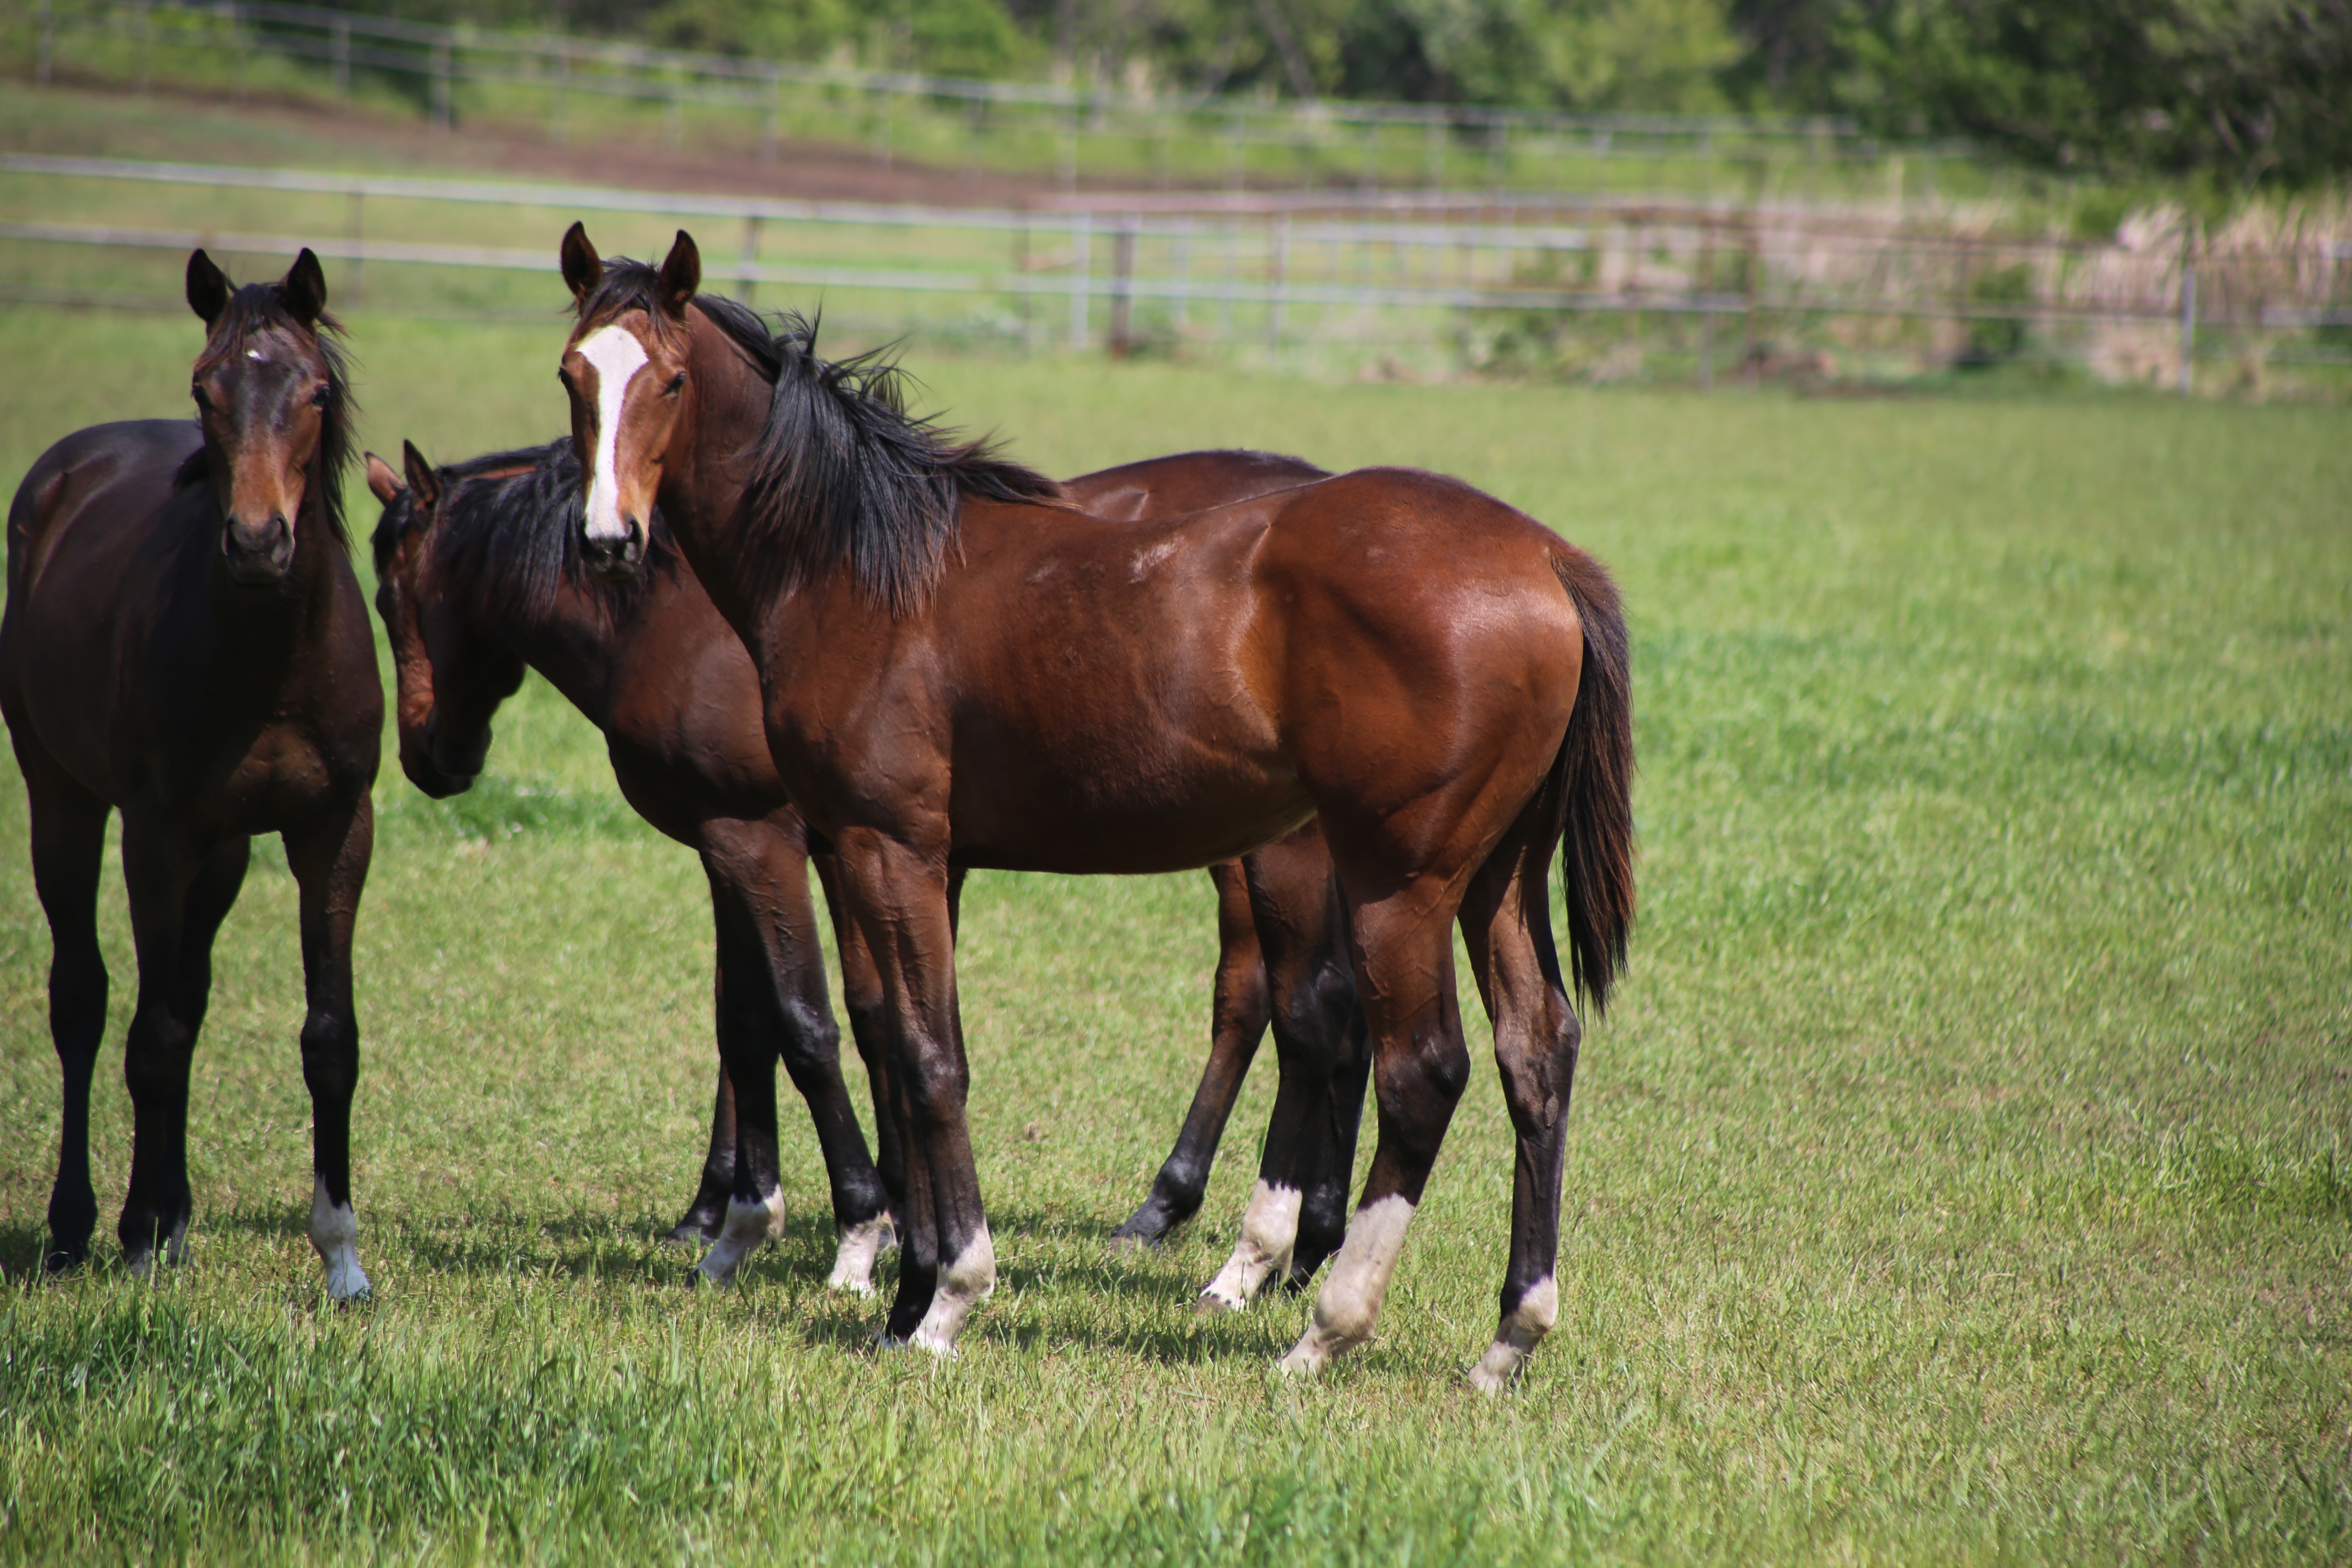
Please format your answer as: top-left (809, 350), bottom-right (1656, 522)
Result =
top-left (18, 748), bottom-right (111, 1272)
top-left (1278, 877), bottom-right (1472, 1375)
top-left (1114, 860), bottom-right (1269, 1250)
top-left (1457, 821), bottom-right (1581, 1393)
top-left (1197, 850), bottom-right (1359, 1313)
top-left (668, 1061), bottom-right (737, 1247)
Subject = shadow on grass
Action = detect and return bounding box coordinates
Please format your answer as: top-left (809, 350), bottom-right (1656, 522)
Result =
top-left (0, 1219), bottom-right (53, 1283)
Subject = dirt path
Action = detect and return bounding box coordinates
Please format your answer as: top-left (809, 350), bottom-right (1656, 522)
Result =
top-left (7, 78), bottom-right (1071, 207)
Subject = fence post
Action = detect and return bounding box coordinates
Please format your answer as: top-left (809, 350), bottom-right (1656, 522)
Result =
top-left (1698, 225), bottom-right (1715, 389)
top-left (873, 91), bottom-right (891, 169)
top-left (739, 214), bottom-right (763, 307)
top-left (36, 0), bottom-right (52, 86)
top-left (431, 40), bottom-right (452, 131)
top-left (136, 0), bottom-right (152, 94)
top-left (1108, 217), bottom-right (1137, 358)
top-left (2177, 261), bottom-right (2198, 396)
top-left (1425, 118), bottom-right (1444, 189)
top-left (346, 190), bottom-right (364, 306)
top-left (760, 75), bottom-right (780, 165)
top-left (1068, 212), bottom-right (1091, 350)
top-left (1267, 214), bottom-right (1289, 347)
top-left (667, 79), bottom-right (684, 153)
top-left (1743, 222), bottom-right (1761, 384)
top-left (332, 21), bottom-right (351, 97)
top-left (1172, 218), bottom-right (1192, 334)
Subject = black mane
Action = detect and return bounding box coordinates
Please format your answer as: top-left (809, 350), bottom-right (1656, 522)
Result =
top-left (372, 438), bottom-right (676, 628)
top-left (190, 281), bottom-right (356, 550)
top-left (575, 258), bottom-right (1064, 613)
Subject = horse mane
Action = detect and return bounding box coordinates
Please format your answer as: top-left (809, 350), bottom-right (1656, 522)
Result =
top-left (575, 258), bottom-right (1065, 614)
top-left (371, 438), bottom-right (675, 628)
top-left (189, 282), bottom-right (356, 550)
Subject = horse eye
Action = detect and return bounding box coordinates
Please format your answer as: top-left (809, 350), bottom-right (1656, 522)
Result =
top-left (557, 368), bottom-right (575, 391)
top-left (191, 383), bottom-right (209, 409)
top-left (310, 385), bottom-right (331, 408)
top-left (665, 372), bottom-right (686, 396)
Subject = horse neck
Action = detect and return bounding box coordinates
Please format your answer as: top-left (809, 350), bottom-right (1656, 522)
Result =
top-left (423, 532), bottom-right (619, 726)
top-left (659, 314), bottom-right (777, 644)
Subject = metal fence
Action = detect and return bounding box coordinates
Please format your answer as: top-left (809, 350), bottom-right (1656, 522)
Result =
top-left (9, 0), bottom-right (1974, 194)
top-left (4, 154), bottom-right (2347, 390)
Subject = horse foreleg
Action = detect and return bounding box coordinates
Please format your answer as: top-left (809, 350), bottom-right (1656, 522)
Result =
top-left (815, 850), bottom-right (905, 1236)
top-left (690, 865), bottom-right (786, 1289)
top-left (18, 748), bottom-right (111, 1272)
top-left (837, 831), bottom-right (987, 1355)
top-left (287, 796), bottom-right (372, 1301)
top-left (1113, 860), bottom-right (1268, 1250)
top-left (116, 819), bottom-right (236, 1276)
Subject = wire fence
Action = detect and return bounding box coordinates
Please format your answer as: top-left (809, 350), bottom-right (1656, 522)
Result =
top-left (7, 0), bottom-right (1977, 197)
top-left (4, 154), bottom-right (2348, 391)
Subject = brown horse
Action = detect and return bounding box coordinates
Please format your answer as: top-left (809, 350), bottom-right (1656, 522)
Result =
top-left (366, 432), bottom-right (1368, 1293)
top-left (558, 228), bottom-right (1633, 1386)
top-left (1, 250), bottom-right (381, 1294)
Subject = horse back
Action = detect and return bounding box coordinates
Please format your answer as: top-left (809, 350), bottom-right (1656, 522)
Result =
top-left (5, 421), bottom-right (198, 604)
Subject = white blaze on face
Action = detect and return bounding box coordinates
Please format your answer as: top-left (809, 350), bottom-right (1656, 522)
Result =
top-left (576, 323), bottom-right (650, 546)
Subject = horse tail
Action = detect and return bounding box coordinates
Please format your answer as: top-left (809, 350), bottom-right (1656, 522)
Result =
top-left (1547, 544), bottom-right (1635, 1016)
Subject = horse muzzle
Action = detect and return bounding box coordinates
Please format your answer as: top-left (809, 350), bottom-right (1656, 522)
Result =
top-left (223, 514), bottom-right (294, 584)
top-left (401, 715), bottom-right (486, 799)
top-left (579, 519), bottom-right (645, 585)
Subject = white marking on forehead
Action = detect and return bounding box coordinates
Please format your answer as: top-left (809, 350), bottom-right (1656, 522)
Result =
top-left (577, 323), bottom-right (650, 544)
top-left (246, 347), bottom-right (266, 360)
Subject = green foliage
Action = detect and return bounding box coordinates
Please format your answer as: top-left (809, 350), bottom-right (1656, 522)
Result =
top-left (1831, 0), bottom-right (2352, 187)
top-left (1961, 259), bottom-right (2032, 364)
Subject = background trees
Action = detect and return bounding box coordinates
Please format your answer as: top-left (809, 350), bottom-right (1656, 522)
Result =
top-left (319, 0), bottom-right (2352, 183)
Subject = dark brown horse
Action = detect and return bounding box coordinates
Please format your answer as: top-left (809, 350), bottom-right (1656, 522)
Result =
top-left (1, 250), bottom-right (381, 1294)
top-left (556, 228), bottom-right (1634, 1388)
top-left (367, 432), bottom-right (1368, 1294)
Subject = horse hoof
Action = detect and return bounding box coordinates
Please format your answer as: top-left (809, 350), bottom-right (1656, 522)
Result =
top-left (662, 1219), bottom-right (721, 1250)
top-left (1195, 1286), bottom-right (1245, 1316)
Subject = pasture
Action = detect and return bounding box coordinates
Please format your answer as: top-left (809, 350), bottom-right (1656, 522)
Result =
top-left (0, 298), bottom-right (2347, 1564)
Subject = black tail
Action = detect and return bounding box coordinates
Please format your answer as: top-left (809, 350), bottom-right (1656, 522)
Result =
top-left (1549, 547), bottom-right (1636, 1014)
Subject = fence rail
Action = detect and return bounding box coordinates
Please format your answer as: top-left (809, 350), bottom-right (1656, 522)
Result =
top-left (9, 0), bottom-right (1975, 192)
top-left (3, 155), bottom-right (2346, 388)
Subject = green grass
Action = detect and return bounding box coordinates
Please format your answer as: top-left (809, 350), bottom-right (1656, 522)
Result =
top-left (0, 300), bottom-right (2348, 1564)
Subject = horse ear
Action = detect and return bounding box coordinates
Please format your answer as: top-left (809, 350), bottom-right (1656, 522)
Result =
top-left (364, 451), bottom-right (405, 506)
top-left (657, 230), bottom-right (701, 318)
top-left (401, 439), bottom-right (442, 513)
top-left (279, 247), bottom-right (329, 329)
top-left (186, 249), bottom-right (231, 328)
top-left (560, 222), bottom-right (602, 306)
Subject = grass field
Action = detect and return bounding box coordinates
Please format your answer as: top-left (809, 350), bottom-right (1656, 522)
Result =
top-left (0, 294), bottom-right (2348, 1564)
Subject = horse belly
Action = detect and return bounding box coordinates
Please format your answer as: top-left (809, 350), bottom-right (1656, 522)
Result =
top-left (945, 729), bottom-right (1312, 875)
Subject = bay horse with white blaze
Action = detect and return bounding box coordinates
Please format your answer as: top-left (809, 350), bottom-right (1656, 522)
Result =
top-left (366, 430), bottom-right (1369, 1292)
top-left (1, 249), bottom-right (381, 1294)
top-left (558, 227), bottom-right (1633, 1387)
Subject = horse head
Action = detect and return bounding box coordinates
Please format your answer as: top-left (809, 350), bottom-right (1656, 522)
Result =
top-left (365, 442), bottom-right (524, 798)
top-left (557, 223), bottom-right (701, 585)
top-left (187, 247), bottom-right (348, 586)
